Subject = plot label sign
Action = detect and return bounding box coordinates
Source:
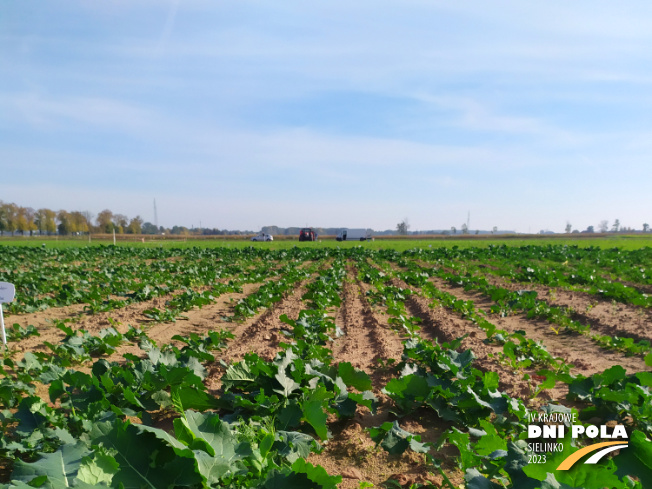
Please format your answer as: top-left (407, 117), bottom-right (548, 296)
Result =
top-left (0, 282), bottom-right (15, 303)
top-left (0, 282), bottom-right (14, 346)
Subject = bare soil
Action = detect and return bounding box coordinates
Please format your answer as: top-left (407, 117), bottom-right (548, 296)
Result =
top-left (310, 271), bottom-right (459, 488)
top-left (332, 277), bottom-right (405, 372)
top-left (425, 275), bottom-right (650, 378)
top-left (385, 276), bottom-right (556, 402)
top-left (482, 272), bottom-right (652, 344)
top-left (5, 283), bottom-right (266, 358)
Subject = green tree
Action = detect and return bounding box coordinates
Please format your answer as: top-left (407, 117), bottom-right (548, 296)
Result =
top-left (113, 214), bottom-right (128, 234)
top-left (396, 218), bottom-right (410, 235)
top-left (3, 202), bottom-right (18, 235)
top-left (0, 200), bottom-right (8, 234)
top-left (13, 206), bottom-right (37, 235)
top-left (69, 211), bottom-right (89, 233)
top-left (83, 211), bottom-right (94, 233)
top-left (96, 209), bottom-right (114, 233)
top-left (25, 207), bottom-right (38, 235)
top-left (0, 201), bottom-right (7, 234)
top-left (57, 210), bottom-right (71, 235)
top-left (35, 208), bottom-right (56, 234)
top-left (16, 207), bottom-right (29, 235)
top-left (127, 216), bottom-right (143, 234)
top-left (141, 222), bottom-right (158, 234)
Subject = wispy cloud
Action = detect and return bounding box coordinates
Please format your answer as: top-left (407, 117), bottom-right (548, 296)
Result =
top-left (1, 93), bottom-right (154, 132)
top-left (156, 0), bottom-right (180, 56)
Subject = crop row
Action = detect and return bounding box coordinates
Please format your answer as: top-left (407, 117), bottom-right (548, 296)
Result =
top-left (0, 246), bottom-right (320, 314)
top-left (400, 245), bottom-right (652, 306)
top-left (0, 255), bottom-right (376, 488)
top-left (453, 253), bottom-right (650, 309)
top-left (385, 253), bottom-right (652, 358)
top-left (356, 258), bottom-right (652, 488)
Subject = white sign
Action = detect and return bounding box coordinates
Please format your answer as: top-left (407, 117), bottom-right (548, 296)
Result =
top-left (0, 282), bottom-right (15, 303)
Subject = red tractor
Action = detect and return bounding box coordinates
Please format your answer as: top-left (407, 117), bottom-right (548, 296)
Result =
top-left (299, 228), bottom-right (318, 241)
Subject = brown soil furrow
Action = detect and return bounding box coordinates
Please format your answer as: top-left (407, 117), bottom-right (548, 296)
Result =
top-left (366, 261), bottom-right (541, 398)
top-left (202, 282), bottom-right (311, 394)
top-left (223, 283), bottom-right (309, 363)
top-left (4, 304), bottom-right (88, 353)
top-left (4, 257), bottom-right (287, 329)
top-left (385, 277), bottom-right (548, 402)
top-left (469, 257), bottom-right (652, 297)
top-left (311, 274), bottom-right (450, 489)
top-left (204, 264), bottom-right (331, 393)
top-left (427, 275), bottom-right (650, 376)
top-left (6, 280), bottom-right (273, 361)
top-left (332, 278), bottom-right (404, 374)
top-left (142, 283), bottom-right (263, 350)
top-left (455, 258), bottom-right (652, 328)
top-left (480, 272), bottom-right (652, 343)
top-left (4, 284), bottom-right (224, 351)
top-left (5, 290), bottom-right (187, 355)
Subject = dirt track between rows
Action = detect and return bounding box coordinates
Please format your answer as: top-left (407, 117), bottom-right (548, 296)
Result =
top-left (425, 276), bottom-right (649, 376)
top-left (310, 270), bottom-right (457, 488)
top-left (481, 272), bottom-right (652, 343)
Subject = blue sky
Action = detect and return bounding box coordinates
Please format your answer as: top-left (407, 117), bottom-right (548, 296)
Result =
top-left (1, 1), bottom-right (651, 232)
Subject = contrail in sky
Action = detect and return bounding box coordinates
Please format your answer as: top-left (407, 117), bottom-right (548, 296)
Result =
top-left (157, 0), bottom-right (180, 56)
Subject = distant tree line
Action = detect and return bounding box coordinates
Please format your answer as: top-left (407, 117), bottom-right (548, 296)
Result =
top-left (0, 201), bottom-right (251, 237)
top-left (555, 219), bottom-right (650, 234)
top-left (0, 201), bottom-right (95, 236)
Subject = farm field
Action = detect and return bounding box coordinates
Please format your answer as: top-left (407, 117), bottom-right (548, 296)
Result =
top-left (3, 234), bottom-right (652, 251)
top-left (1, 243), bottom-right (651, 488)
